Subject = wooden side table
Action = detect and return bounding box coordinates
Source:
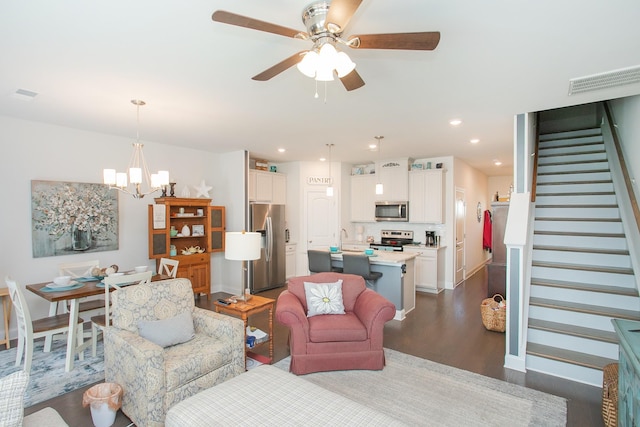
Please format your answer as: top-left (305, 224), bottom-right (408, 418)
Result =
top-left (0, 287), bottom-right (11, 349)
top-left (214, 295), bottom-right (274, 368)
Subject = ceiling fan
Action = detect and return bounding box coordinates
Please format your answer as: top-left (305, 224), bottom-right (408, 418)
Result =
top-left (211, 0), bottom-right (440, 91)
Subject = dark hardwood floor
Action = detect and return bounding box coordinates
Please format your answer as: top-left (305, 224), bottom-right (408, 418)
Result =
top-left (21, 267), bottom-right (604, 426)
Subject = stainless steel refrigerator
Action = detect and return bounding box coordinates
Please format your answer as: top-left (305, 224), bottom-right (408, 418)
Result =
top-left (249, 203), bottom-right (286, 293)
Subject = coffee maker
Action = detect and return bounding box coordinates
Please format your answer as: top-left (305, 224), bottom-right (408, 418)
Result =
top-left (425, 231), bottom-right (436, 247)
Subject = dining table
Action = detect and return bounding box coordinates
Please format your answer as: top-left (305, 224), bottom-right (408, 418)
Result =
top-left (27, 272), bottom-right (170, 372)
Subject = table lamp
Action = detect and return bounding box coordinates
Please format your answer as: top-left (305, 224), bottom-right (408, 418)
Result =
top-left (225, 231), bottom-right (261, 301)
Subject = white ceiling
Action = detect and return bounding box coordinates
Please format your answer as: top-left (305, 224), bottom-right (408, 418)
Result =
top-left (2, 1), bottom-right (640, 176)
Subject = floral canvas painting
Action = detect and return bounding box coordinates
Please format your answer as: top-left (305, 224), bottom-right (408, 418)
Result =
top-left (31, 180), bottom-right (119, 258)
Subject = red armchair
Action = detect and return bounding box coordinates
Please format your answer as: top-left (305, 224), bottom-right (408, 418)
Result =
top-left (276, 272), bottom-right (396, 375)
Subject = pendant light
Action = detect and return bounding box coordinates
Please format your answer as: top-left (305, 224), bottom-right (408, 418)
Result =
top-left (375, 136), bottom-right (384, 195)
top-left (326, 143), bottom-right (334, 197)
top-left (103, 100), bottom-right (169, 199)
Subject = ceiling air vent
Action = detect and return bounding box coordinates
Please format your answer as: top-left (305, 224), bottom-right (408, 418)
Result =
top-left (568, 65), bottom-right (640, 95)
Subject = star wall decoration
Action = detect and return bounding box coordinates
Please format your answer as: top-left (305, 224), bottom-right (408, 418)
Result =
top-left (194, 180), bottom-right (212, 198)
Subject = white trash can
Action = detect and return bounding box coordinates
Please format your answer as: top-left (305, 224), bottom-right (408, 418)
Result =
top-left (82, 382), bottom-right (123, 427)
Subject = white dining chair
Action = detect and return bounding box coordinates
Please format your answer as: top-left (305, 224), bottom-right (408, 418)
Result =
top-left (158, 258), bottom-right (179, 278)
top-left (90, 271), bottom-right (153, 357)
top-left (4, 276), bottom-right (84, 372)
top-left (56, 260), bottom-right (104, 345)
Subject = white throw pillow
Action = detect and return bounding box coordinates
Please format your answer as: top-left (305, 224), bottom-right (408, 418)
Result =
top-left (303, 280), bottom-right (345, 317)
top-left (138, 311), bottom-right (195, 348)
top-left (0, 370), bottom-right (29, 427)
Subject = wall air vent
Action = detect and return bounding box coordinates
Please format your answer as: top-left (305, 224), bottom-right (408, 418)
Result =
top-left (10, 88), bottom-right (39, 101)
top-left (568, 65), bottom-right (640, 95)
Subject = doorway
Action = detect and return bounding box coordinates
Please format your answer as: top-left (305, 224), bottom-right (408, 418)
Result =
top-left (455, 187), bottom-right (466, 285)
top-left (304, 189), bottom-right (338, 270)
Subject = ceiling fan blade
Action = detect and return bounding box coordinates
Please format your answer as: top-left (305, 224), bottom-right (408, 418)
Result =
top-left (252, 51), bottom-right (307, 81)
top-left (212, 10), bottom-right (301, 38)
top-left (325, 0), bottom-right (363, 33)
top-left (340, 69), bottom-right (365, 91)
top-left (349, 32), bottom-right (441, 50)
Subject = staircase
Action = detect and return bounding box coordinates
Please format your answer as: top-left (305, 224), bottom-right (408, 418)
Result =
top-left (526, 126), bottom-right (640, 386)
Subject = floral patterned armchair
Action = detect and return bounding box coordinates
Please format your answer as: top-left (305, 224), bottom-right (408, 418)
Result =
top-left (276, 272), bottom-right (396, 375)
top-left (104, 278), bottom-right (244, 427)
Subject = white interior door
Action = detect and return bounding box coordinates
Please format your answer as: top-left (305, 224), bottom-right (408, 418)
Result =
top-left (455, 188), bottom-right (466, 285)
top-left (305, 189), bottom-right (337, 252)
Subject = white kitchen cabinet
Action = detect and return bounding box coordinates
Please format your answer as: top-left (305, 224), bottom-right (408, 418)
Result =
top-left (249, 170), bottom-right (286, 204)
top-left (408, 169), bottom-right (444, 223)
top-left (350, 174), bottom-right (377, 222)
top-left (286, 243), bottom-right (297, 279)
top-left (375, 158), bottom-right (409, 201)
top-left (403, 246), bottom-right (446, 293)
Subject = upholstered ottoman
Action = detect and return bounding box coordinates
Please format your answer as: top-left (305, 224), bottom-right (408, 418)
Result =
top-left (165, 365), bottom-right (405, 426)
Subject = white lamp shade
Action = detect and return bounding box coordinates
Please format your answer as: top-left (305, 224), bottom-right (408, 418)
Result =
top-left (103, 169), bottom-right (116, 185)
top-left (225, 232), bottom-right (261, 261)
top-left (335, 52), bottom-right (356, 77)
top-left (129, 167), bottom-right (142, 184)
top-left (297, 51), bottom-right (319, 78)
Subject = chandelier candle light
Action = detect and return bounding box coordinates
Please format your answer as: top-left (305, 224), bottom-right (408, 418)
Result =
top-left (103, 100), bottom-right (169, 199)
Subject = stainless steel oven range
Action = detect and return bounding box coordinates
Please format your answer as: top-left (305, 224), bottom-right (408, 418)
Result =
top-left (369, 230), bottom-right (414, 252)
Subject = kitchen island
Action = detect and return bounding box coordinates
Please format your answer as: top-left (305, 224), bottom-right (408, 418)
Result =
top-left (329, 250), bottom-right (417, 320)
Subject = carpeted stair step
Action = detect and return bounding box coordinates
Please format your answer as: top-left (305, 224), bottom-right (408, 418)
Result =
top-left (527, 342), bottom-right (617, 371)
top-left (528, 319), bottom-right (619, 344)
top-left (530, 278), bottom-right (638, 297)
top-left (529, 297), bottom-right (640, 320)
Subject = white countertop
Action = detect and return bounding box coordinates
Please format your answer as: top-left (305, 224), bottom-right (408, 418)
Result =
top-left (329, 250), bottom-right (418, 266)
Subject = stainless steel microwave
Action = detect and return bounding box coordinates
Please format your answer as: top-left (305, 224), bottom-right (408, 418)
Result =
top-left (375, 201), bottom-right (409, 222)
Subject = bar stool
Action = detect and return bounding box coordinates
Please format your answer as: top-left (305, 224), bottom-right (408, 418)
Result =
top-left (342, 254), bottom-right (383, 287)
top-left (308, 250), bottom-right (343, 274)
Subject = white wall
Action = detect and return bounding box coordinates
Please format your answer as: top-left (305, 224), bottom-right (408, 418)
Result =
top-left (0, 115), bottom-right (240, 337)
top-left (488, 176), bottom-right (513, 201)
top-left (610, 95), bottom-right (640, 205)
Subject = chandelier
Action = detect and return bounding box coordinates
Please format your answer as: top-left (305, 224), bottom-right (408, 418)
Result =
top-left (297, 41), bottom-right (356, 81)
top-left (103, 100), bottom-right (169, 199)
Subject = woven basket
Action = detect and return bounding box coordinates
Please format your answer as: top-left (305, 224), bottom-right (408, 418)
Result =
top-left (602, 363), bottom-right (618, 427)
top-left (480, 294), bottom-right (506, 332)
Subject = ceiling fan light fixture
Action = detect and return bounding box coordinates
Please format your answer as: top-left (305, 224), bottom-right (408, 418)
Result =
top-left (335, 51), bottom-right (356, 77)
top-left (315, 65), bottom-right (335, 81)
top-left (297, 51), bottom-right (319, 77)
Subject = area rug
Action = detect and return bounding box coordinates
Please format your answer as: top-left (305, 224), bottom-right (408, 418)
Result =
top-left (0, 339), bottom-right (104, 407)
top-left (274, 349), bottom-right (567, 426)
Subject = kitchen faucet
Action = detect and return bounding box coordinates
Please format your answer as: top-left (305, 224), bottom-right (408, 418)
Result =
top-left (340, 228), bottom-right (348, 249)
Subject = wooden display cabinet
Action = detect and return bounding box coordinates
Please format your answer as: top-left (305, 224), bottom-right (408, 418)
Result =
top-left (148, 198), bottom-right (225, 298)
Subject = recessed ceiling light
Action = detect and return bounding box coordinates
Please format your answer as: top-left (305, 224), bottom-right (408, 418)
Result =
top-left (320, 157), bottom-right (326, 162)
top-left (449, 119), bottom-right (462, 126)
top-left (369, 144), bottom-right (377, 150)
top-left (278, 148), bottom-right (285, 153)
top-left (470, 138), bottom-right (480, 144)
top-left (494, 160), bottom-right (502, 166)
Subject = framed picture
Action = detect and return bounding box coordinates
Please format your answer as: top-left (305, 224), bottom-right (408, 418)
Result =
top-left (31, 180), bottom-right (119, 258)
top-left (192, 224), bottom-right (205, 236)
